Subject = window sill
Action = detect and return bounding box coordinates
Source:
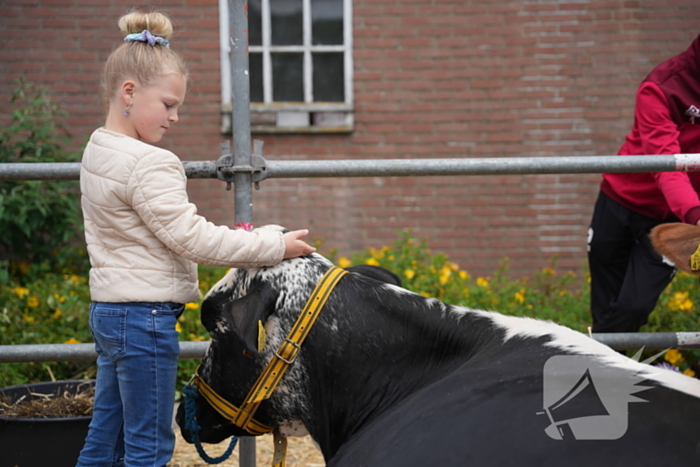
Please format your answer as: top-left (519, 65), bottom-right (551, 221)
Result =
top-left (221, 103), bottom-right (354, 135)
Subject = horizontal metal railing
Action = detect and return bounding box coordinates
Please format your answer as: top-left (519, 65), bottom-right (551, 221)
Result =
top-left (2, 153), bottom-right (700, 181)
top-left (2, 332), bottom-right (699, 365)
top-left (0, 342), bottom-right (210, 363)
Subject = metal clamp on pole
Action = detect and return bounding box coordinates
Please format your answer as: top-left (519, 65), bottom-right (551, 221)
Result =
top-left (216, 140), bottom-right (268, 190)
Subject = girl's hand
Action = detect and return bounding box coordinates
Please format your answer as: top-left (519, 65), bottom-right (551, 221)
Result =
top-left (283, 229), bottom-right (317, 259)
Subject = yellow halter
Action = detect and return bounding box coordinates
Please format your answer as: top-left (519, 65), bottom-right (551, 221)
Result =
top-left (189, 266), bottom-right (348, 466)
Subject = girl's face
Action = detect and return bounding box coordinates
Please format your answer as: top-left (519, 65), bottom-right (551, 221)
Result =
top-left (127, 73), bottom-right (187, 143)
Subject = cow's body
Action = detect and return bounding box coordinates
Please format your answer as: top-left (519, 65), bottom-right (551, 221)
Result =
top-left (177, 230), bottom-right (700, 466)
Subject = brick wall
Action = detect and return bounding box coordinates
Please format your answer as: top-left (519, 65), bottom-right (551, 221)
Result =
top-left (2, 0), bottom-right (699, 279)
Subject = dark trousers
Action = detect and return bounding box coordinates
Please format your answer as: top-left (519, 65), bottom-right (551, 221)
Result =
top-left (588, 191), bottom-right (676, 333)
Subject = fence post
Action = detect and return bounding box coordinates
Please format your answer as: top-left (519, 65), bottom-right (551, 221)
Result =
top-left (231, 0), bottom-right (254, 229)
top-left (229, 1), bottom-right (257, 465)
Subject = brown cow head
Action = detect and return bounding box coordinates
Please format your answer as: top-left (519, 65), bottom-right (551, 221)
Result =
top-left (650, 223), bottom-right (700, 274)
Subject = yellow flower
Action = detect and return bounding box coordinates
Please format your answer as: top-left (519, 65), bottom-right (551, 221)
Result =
top-left (669, 292), bottom-right (694, 311)
top-left (458, 270), bottom-right (469, 281)
top-left (404, 269), bottom-right (416, 280)
top-left (64, 337), bottom-right (80, 344)
top-left (185, 302), bottom-right (200, 310)
top-left (439, 267), bottom-right (452, 285)
top-left (683, 368), bottom-right (696, 378)
top-left (664, 349), bottom-right (684, 366)
top-left (69, 275), bottom-right (83, 283)
top-left (365, 258), bottom-right (380, 266)
top-left (338, 257), bottom-right (352, 268)
top-left (175, 322), bottom-right (182, 333)
top-left (53, 293), bottom-right (67, 303)
top-left (27, 296), bottom-right (40, 308)
top-left (514, 289), bottom-right (526, 303)
top-left (51, 310), bottom-right (63, 319)
top-left (446, 262), bottom-right (459, 271)
top-left (541, 268), bottom-right (555, 276)
top-left (476, 277), bottom-right (489, 288)
top-left (189, 334), bottom-right (207, 342)
top-left (12, 286), bottom-right (30, 299)
top-left (420, 291), bottom-right (432, 298)
top-left (23, 314), bottom-right (35, 323)
top-left (369, 248), bottom-right (384, 260)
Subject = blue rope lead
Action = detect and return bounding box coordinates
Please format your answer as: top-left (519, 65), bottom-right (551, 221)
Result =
top-left (182, 384), bottom-right (239, 464)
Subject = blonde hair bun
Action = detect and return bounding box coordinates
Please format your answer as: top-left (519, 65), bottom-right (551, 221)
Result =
top-left (100, 9), bottom-right (188, 110)
top-left (118, 10), bottom-right (173, 40)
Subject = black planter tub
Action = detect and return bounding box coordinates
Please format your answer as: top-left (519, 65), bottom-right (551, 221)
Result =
top-left (0, 380), bottom-right (95, 467)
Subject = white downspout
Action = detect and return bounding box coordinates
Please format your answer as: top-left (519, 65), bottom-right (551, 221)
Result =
top-left (219, 0), bottom-right (232, 134)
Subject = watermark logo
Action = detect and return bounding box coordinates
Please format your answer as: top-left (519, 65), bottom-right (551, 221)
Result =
top-left (686, 105), bottom-right (700, 124)
top-left (537, 351), bottom-right (661, 440)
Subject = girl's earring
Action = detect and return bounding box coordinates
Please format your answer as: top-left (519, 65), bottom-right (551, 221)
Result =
top-left (124, 104), bottom-right (132, 116)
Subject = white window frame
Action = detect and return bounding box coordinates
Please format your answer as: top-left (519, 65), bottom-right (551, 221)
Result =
top-left (219, 0), bottom-right (354, 134)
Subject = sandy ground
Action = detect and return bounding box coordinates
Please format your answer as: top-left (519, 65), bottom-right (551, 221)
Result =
top-left (169, 429), bottom-right (326, 467)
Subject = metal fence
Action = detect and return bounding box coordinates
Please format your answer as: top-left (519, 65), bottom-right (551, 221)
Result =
top-left (3, 0), bottom-right (700, 465)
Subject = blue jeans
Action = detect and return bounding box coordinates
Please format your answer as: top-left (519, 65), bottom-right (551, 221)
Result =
top-left (77, 301), bottom-right (184, 467)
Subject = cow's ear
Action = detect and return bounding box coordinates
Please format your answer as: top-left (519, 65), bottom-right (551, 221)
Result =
top-left (223, 281), bottom-right (278, 355)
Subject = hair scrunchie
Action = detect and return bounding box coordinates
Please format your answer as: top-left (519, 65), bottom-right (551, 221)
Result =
top-left (124, 30), bottom-right (170, 48)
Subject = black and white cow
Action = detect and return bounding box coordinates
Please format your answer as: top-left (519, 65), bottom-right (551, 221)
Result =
top-left (177, 227), bottom-right (700, 467)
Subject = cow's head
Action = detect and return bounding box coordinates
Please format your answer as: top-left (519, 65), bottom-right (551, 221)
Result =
top-left (176, 224), bottom-right (404, 445)
top-left (177, 256), bottom-right (332, 444)
top-left (650, 222), bottom-right (700, 274)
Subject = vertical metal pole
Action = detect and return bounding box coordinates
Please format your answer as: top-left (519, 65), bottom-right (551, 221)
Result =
top-left (230, 1), bottom-right (257, 466)
top-left (239, 436), bottom-right (256, 467)
top-left (230, 0), bottom-right (254, 229)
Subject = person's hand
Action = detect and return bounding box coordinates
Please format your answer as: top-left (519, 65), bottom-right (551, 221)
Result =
top-left (283, 229), bottom-right (317, 259)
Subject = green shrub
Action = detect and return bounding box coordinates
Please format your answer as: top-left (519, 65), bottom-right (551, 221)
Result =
top-left (0, 272), bottom-right (93, 387)
top-left (0, 265), bottom-right (227, 389)
top-left (1, 232), bottom-right (698, 391)
top-left (0, 78), bottom-right (86, 284)
top-left (335, 230), bottom-right (700, 377)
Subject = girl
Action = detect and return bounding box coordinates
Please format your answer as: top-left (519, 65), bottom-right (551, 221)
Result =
top-left (76, 10), bottom-right (315, 467)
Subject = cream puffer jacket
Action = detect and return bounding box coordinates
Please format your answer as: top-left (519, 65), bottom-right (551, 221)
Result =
top-left (80, 128), bottom-right (285, 304)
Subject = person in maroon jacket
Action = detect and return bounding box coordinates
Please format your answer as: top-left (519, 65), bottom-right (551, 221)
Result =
top-left (588, 33), bottom-right (700, 334)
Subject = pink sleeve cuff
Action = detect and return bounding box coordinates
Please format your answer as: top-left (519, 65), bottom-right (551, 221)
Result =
top-left (684, 206), bottom-right (700, 225)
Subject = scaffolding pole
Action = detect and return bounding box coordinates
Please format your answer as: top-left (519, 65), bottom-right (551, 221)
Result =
top-left (2, 333), bottom-right (699, 365)
top-left (3, 154), bottom-right (700, 182)
top-left (228, 0), bottom-right (256, 464)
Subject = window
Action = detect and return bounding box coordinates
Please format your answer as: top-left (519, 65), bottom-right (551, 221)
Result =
top-left (220, 0), bottom-right (353, 134)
